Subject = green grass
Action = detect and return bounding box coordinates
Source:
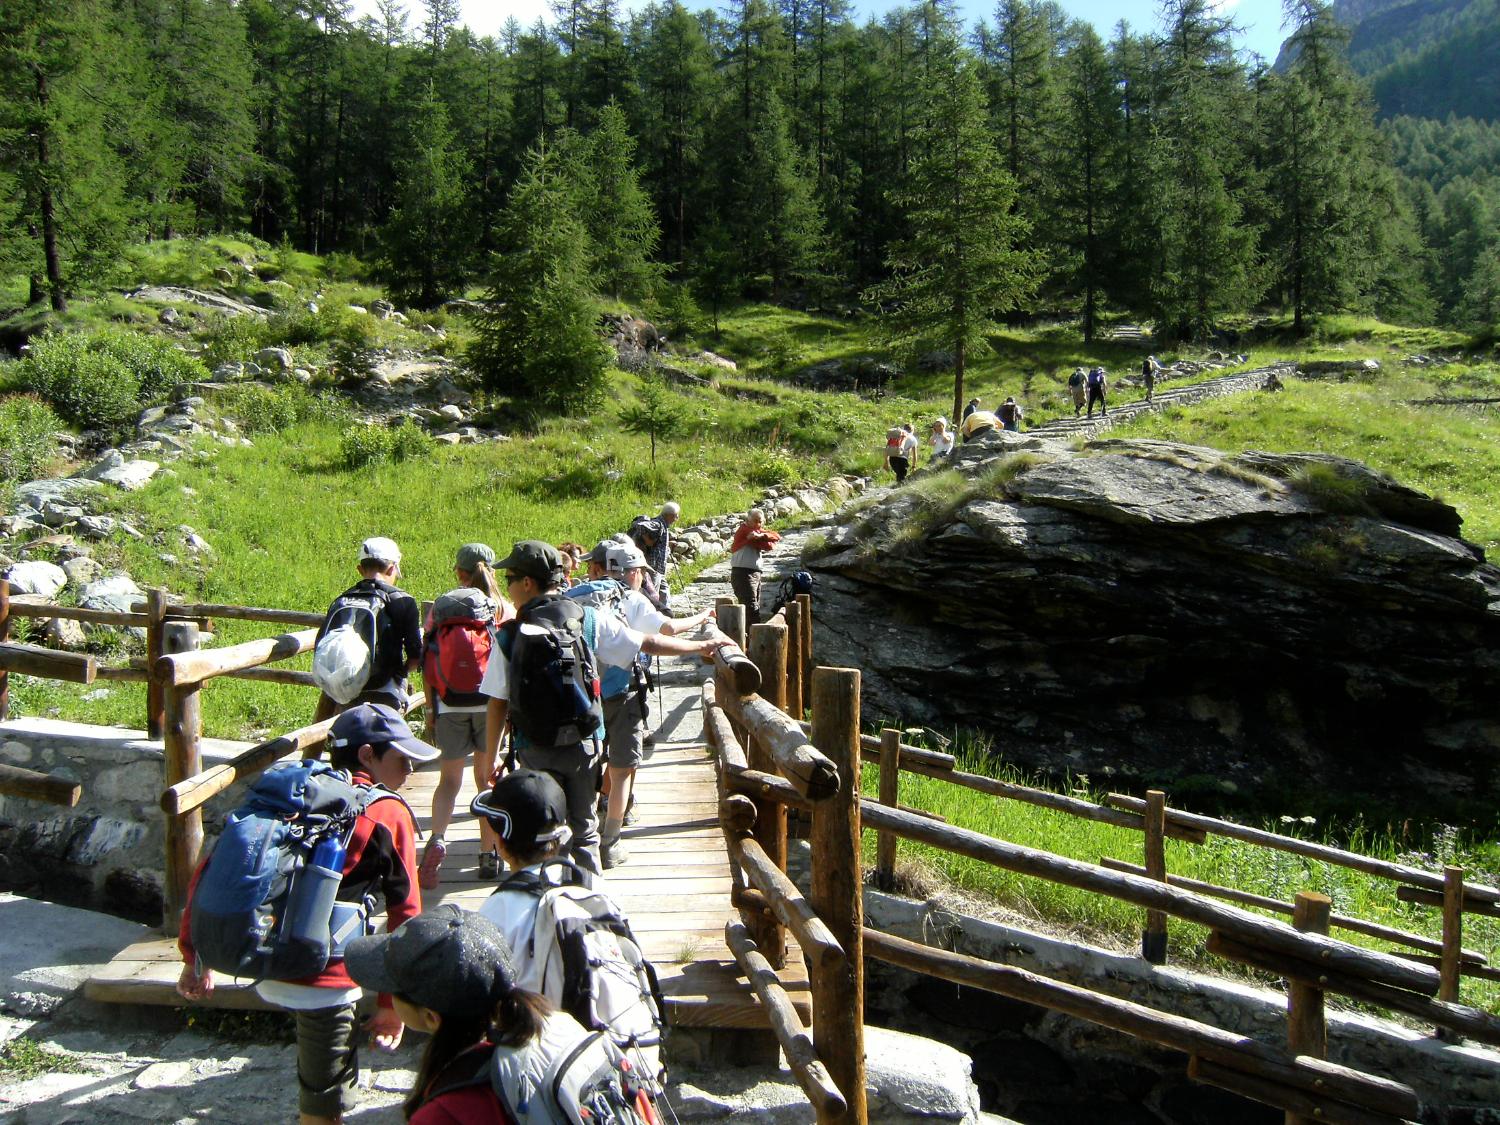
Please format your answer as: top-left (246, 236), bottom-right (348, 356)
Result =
top-left (864, 750), bottom-right (1500, 1014)
top-left (0, 1037), bottom-right (90, 1079)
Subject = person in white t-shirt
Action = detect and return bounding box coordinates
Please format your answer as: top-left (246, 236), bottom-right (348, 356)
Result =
top-left (480, 541), bottom-right (721, 874)
top-left (930, 417), bottom-right (954, 458)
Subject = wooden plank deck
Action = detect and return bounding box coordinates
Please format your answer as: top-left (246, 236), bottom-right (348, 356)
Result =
top-left (84, 735), bottom-right (809, 1030)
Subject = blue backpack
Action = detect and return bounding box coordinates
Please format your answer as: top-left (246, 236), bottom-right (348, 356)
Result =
top-left (188, 760), bottom-right (395, 982)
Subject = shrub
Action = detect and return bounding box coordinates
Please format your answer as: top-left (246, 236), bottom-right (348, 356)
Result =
top-left (0, 395), bottom-right (62, 482)
top-left (218, 384), bottom-right (349, 435)
top-left (198, 314), bottom-right (267, 369)
top-left (266, 304), bottom-right (377, 350)
top-left (744, 447), bottom-right (800, 488)
top-left (648, 284), bottom-right (707, 341)
top-left (338, 419), bottom-right (430, 468)
top-left (91, 329), bottom-right (208, 399)
top-left (18, 335), bottom-right (141, 429)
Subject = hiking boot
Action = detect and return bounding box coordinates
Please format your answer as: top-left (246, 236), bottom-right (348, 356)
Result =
top-left (478, 850), bottom-right (500, 880)
top-left (623, 796), bottom-right (639, 827)
top-left (418, 837), bottom-right (447, 890)
top-left (601, 838), bottom-right (629, 870)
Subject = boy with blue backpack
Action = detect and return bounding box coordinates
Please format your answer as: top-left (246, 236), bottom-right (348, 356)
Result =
top-left (176, 703), bottom-right (437, 1125)
top-left (480, 541), bottom-right (722, 875)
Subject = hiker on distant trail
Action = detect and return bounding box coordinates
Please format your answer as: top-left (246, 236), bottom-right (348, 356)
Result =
top-left (730, 509), bottom-right (781, 627)
top-left (997, 396), bottom-right (1023, 432)
top-left (930, 417), bottom-right (954, 458)
top-left (311, 536), bottom-right (423, 722)
top-left (567, 540), bottom-right (712, 868)
top-left (420, 543), bottom-right (515, 889)
top-left (1086, 366), bottom-right (1109, 418)
top-left (961, 408), bottom-right (999, 442)
top-left (481, 541), bottom-right (721, 875)
top-left (1142, 355), bottom-right (1160, 403)
top-left (963, 397), bottom-right (981, 420)
top-left (1068, 368), bottom-right (1087, 416)
top-left (882, 425), bottom-right (909, 484)
top-left (177, 704), bottom-right (437, 1125)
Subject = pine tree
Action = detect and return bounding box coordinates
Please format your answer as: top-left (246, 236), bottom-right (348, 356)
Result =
top-left (579, 100), bottom-right (661, 298)
top-left (378, 83), bottom-right (472, 307)
top-left (619, 367), bottom-right (688, 465)
top-left (469, 140), bottom-right (611, 417)
top-left (742, 89), bottom-right (825, 298)
top-left (1056, 25), bottom-right (1119, 342)
top-left (869, 55), bottom-right (1038, 424)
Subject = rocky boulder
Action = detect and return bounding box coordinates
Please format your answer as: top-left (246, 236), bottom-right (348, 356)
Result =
top-left (806, 437), bottom-right (1500, 815)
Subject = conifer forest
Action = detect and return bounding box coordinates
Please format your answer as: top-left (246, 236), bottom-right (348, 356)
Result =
top-left (2, 0), bottom-right (1498, 343)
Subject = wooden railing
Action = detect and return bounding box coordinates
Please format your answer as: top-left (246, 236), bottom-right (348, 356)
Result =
top-left (700, 594), bottom-right (1500, 1124)
top-left (0, 578), bottom-right (334, 929)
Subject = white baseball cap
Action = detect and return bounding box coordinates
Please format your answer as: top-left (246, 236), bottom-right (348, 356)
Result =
top-left (359, 536), bottom-right (402, 566)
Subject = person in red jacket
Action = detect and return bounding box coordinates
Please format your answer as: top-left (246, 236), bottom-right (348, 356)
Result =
top-left (176, 703), bottom-right (437, 1125)
top-left (729, 509), bottom-right (781, 626)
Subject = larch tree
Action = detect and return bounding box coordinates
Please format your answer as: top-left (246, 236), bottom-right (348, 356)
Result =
top-left (468, 140), bottom-right (611, 417)
top-left (869, 53), bottom-right (1038, 424)
top-left (582, 100), bottom-right (662, 298)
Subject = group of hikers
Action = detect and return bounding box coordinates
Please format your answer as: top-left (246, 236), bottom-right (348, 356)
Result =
top-left (173, 500), bottom-right (777, 1124)
top-left (887, 357), bottom-right (1170, 481)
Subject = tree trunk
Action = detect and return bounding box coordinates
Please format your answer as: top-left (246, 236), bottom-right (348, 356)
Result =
top-left (952, 337), bottom-right (966, 428)
top-left (34, 74), bottom-right (67, 313)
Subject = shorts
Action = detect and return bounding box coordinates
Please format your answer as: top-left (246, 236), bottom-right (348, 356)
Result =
top-left (295, 1002), bottom-right (359, 1118)
top-left (434, 709), bottom-right (485, 761)
top-left (603, 692), bottom-right (647, 769)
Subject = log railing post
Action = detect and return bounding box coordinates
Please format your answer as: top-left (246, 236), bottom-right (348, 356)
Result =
top-left (161, 621), bottom-right (203, 933)
top-left (1439, 865), bottom-right (1464, 1042)
top-left (784, 599), bottom-right (804, 722)
top-left (876, 728), bottom-right (901, 890)
top-left (810, 666), bottom-right (866, 1124)
top-left (716, 602), bottom-right (747, 652)
top-left (145, 588), bottom-right (168, 738)
top-left (747, 621), bottom-right (790, 966)
top-left (1143, 789), bottom-right (1169, 964)
top-left (796, 592), bottom-right (813, 702)
top-left (0, 579), bottom-right (10, 720)
top-left (1286, 891), bottom-right (1331, 1125)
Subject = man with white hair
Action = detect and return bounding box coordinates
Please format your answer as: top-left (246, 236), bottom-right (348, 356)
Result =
top-left (632, 501), bottom-right (680, 612)
top-left (729, 509), bottom-right (781, 627)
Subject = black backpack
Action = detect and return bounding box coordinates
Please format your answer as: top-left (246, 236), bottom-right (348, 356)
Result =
top-left (505, 595), bottom-right (603, 750)
top-left (772, 570), bottom-right (815, 615)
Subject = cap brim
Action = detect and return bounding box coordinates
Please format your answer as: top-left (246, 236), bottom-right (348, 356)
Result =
top-left (343, 932), bottom-right (400, 994)
top-left (391, 732), bottom-right (440, 763)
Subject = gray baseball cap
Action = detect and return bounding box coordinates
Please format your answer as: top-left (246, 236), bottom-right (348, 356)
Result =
top-left (345, 904), bottom-right (517, 1016)
top-left (455, 542), bottom-right (495, 572)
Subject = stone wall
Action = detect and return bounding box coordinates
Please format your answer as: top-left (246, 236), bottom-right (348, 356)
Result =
top-left (0, 719), bottom-right (254, 922)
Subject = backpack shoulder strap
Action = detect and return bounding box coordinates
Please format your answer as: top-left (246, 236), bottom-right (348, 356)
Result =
top-left (494, 867), bottom-right (547, 897)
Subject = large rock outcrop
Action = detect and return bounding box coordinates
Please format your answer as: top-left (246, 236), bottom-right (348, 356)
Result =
top-left (806, 432), bottom-right (1500, 816)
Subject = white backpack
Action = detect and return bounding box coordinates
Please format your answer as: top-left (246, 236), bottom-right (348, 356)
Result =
top-left (312, 589), bottom-right (386, 704)
top-left (490, 1011), bottom-right (661, 1125)
top-left (493, 860), bottom-right (665, 1084)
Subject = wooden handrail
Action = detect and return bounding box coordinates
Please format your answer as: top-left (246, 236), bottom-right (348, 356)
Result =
top-left (859, 800), bottom-right (1439, 996)
top-left (155, 627), bottom-right (317, 686)
top-left (864, 929), bottom-right (1420, 1120)
top-left (795, 720), bottom-right (957, 771)
top-left (1101, 858), bottom-right (1487, 965)
top-left (732, 836), bottom-right (846, 972)
top-left (724, 922), bottom-right (846, 1120)
top-left (1208, 932), bottom-right (1500, 1047)
top-left (0, 762), bottom-right (82, 807)
top-left (718, 687), bottom-right (839, 800)
top-left (0, 642), bottom-right (96, 683)
top-left (131, 600), bottom-right (326, 628)
top-left (161, 717), bottom-right (335, 816)
top-left (1107, 793), bottom-right (1500, 906)
top-left (5, 597), bottom-right (146, 628)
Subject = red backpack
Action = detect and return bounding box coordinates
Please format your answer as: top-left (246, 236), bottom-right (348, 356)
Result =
top-left (424, 589), bottom-right (499, 706)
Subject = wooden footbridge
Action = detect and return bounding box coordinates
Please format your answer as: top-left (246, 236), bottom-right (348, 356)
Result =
top-left (4, 577), bottom-right (1500, 1123)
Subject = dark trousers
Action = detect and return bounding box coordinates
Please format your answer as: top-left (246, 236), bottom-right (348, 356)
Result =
top-left (731, 567), bottom-right (762, 626)
top-left (1087, 387), bottom-right (1107, 416)
top-left (295, 1002), bottom-right (359, 1118)
top-left (890, 455), bottom-right (909, 483)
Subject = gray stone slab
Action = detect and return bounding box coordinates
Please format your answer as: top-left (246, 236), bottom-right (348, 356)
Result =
top-left (0, 895), bottom-right (148, 1019)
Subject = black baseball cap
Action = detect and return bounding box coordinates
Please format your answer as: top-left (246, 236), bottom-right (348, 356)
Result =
top-left (329, 703), bottom-right (439, 763)
top-left (470, 769), bottom-right (572, 849)
top-left (496, 540), bottom-right (563, 584)
top-left (345, 904), bottom-right (516, 1017)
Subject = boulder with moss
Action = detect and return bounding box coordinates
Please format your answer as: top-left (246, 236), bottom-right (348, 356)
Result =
top-left (806, 433), bottom-right (1500, 816)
